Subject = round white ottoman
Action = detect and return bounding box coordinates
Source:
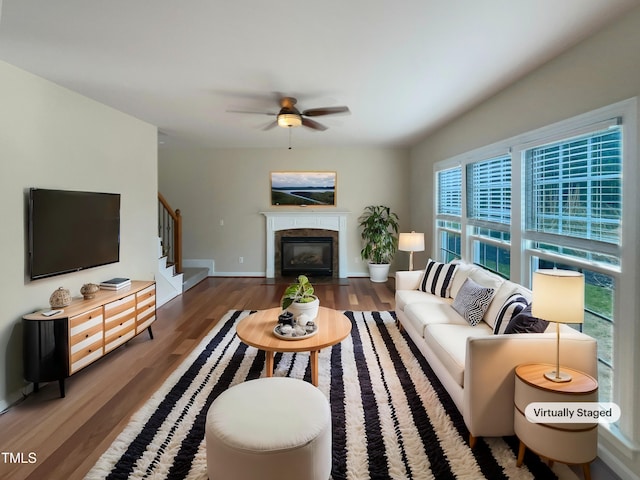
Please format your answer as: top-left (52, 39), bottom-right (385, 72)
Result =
top-left (206, 377), bottom-right (332, 480)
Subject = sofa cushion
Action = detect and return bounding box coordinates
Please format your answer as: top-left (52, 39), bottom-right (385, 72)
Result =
top-left (449, 262), bottom-right (478, 298)
top-left (395, 289), bottom-right (442, 313)
top-left (493, 293), bottom-right (529, 334)
top-left (418, 259), bottom-right (458, 298)
top-left (452, 278), bottom-right (495, 326)
top-left (424, 322), bottom-right (493, 387)
top-left (403, 299), bottom-right (466, 338)
top-left (505, 304), bottom-right (549, 334)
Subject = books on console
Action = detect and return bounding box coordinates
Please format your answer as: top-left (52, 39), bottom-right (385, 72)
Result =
top-left (100, 277), bottom-right (131, 290)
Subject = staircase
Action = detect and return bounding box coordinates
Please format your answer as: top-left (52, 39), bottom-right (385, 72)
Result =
top-left (155, 193), bottom-right (210, 307)
top-left (156, 238), bottom-right (183, 307)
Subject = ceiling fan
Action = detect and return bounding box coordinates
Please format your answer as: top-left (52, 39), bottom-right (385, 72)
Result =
top-left (229, 96), bottom-right (350, 131)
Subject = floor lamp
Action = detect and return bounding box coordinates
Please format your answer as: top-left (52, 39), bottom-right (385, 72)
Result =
top-left (398, 231), bottom-right (425, 271)
top-left (532, 269), bottom-right (585, 382)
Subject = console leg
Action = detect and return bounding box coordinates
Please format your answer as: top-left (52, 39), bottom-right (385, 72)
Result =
top-left (59, 379), bottom-right (65, 398)
top-left (469, 434), bottom-right (476, 448)
top-left (33, 382), bottom-right (39, 393)
top-left (147, 326), bottom-right (154, 340)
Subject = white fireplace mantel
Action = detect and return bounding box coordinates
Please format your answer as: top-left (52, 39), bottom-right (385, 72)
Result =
top-left (261, 210), bottom-right (350, 278)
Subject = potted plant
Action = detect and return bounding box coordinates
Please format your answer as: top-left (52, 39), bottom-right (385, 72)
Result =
top-left (281, 274), bottom-right (320, 320)
top-left (358, 205), bottom-right (399, 282)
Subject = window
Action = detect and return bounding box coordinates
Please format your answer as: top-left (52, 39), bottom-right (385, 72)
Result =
top-left (525, 126), bottom-right (622, 248)
top-left (432, 100), bottom-right (636, 448)
top-left (467, 155), bottom-right (512, 278)
top-left (524, 124), bottom-right (621, 403)
top-left (435, 167), bottom-right (462, 261)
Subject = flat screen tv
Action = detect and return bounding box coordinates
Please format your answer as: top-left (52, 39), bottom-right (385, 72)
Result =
top-left (28, 188), bottom-right (121, 280)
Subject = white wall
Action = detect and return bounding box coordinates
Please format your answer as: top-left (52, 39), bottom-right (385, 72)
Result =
top-left (158, 147), bottom-right (411, 276)
top-left (409, 7), bottom-right (640, 479)
top-left (0, 61), bottom-right (158, 410)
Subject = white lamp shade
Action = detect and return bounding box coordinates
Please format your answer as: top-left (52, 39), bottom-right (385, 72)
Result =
top-left (398, 232), bottom-right (425, 252)
top-left (277, 113), bottom-right (302, 128)
top-left (532, 269), bottom-right (584, 324)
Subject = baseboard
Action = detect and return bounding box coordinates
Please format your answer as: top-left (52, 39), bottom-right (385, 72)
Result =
top-left (182, 259), bottom-right (214, 275)
top-left (212, 271), bottom-right (265, 277)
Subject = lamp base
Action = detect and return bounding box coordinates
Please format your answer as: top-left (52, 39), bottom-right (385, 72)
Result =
top-left (544, 370), bottom-right (572, 383)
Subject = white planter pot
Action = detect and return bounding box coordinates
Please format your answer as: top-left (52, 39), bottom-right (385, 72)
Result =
top-left (286, 296), bottom-right (320, 321)
top-left (368, 263), bottom-right (390, 283)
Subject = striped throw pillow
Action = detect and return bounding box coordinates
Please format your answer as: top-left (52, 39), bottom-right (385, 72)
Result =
top-left (451, 277), bottom-right (495, 326)
top-left (494, 293), bottom-right (529, 335)
top-left (418, 259), bottom-right (459, 298)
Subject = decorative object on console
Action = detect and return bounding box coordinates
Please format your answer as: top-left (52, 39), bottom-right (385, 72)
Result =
top-left (358, 205), bottom-right (399, 283)
top-left (49, 287), bottom-right (71, 308)
top-left (532, 268), bottom-right (584, 382)
top-left (281, 274), bottom-right (320, 320)
top-left (398, 231), bottom-right (424, 271)
top-left (100, 277), bottom-right (131, 290)
top-left (80, 283), bottom-right (100, 300)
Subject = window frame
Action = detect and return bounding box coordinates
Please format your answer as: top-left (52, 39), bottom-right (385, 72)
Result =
top-left (432, 98), bottom-right (639, 452)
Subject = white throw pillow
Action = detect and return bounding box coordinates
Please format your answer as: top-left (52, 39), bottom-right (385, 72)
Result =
top-left (418, 259), bottom-right (459, 298)
top-left (451, 277), bottom-right (495, 326)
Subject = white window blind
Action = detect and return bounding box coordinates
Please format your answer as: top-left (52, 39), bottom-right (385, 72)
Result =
top-left (525, 126), bottom-right (622, 245)
top-left (466, 155), bottom-right (511, 227)
top-left (437, 167), bottom-right (461, 217)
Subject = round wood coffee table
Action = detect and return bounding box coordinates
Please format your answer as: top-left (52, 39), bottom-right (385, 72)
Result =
top-left (236, 306), bottom-right (352, 386)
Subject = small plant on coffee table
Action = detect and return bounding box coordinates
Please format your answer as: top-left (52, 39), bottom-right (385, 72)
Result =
top-left (281, 275), bottom-right (316, 310)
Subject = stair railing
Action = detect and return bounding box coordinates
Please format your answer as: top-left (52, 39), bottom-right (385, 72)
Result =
top-left (158, 192), bottom-right (182, 274)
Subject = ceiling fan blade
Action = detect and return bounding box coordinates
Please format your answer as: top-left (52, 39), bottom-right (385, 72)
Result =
top-left (227, 109), bottom-right (277, 116)
top-left (302, 117), bottom-right (328, 131)
top-left (262, 120), bottom-right (278, 130)
top-left (302, 106), bottom-right (350, 117)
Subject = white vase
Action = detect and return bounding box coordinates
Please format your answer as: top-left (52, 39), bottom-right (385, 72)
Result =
top-left (286, 296), bottom-right (320, 320)
top-left (368, 263), bottom-right (390, 283)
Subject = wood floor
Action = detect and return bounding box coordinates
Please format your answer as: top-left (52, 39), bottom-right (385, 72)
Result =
top-left (0, 276), bottom-right (618, 480)
top-left (0, 277), bottom-right (395, 480)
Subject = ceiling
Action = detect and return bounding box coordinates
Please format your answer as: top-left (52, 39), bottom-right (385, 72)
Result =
top-left (0, 0), bottom-right (637, 149)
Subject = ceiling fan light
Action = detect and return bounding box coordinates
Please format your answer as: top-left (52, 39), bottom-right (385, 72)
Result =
top-left (277, 113), bottom-right (302, 128)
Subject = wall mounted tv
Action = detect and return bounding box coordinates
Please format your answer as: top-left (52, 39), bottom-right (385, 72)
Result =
top-left (28, 188), bottom-right (121, 280)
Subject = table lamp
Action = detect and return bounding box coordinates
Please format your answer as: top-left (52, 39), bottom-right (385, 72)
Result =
top-left (532, 269), bottom-right (584, 382)
top-left (398, 231), bottom-right (424, 271)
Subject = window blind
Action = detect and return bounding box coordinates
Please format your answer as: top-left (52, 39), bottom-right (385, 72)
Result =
top-left (525, 126), bottom-right (621, 245)
top-left (466, 155), bottom-right (511, 226)
top-left (437, 167), bottom-right (461, 216)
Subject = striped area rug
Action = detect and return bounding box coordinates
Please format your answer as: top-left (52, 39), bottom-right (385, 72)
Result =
top-left (87, 310), bottom-right (575, 480)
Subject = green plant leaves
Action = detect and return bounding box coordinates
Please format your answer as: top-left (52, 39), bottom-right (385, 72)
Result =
top-left (358, 205), bottom-right (399, 264)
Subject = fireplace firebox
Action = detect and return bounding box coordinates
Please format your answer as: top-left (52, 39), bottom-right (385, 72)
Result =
top-left (281, 237), bottom-right (333, 277)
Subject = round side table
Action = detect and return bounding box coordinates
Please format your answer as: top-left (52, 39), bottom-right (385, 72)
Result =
top-left (514, 363), bottom-right (598, 480)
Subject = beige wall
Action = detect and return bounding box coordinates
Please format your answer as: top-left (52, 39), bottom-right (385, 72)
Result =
top-left (0, 61), bottom-right (158, 409)
top-left (409, 7), bottom-right (640, 478)
top-left (410, 7), bottom-right (640, 252)
top-left (158, 147), bottom-right (411, 276)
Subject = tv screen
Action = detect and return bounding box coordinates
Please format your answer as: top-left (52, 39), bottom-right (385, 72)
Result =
top-left (28, 188), bottom-right (121, 280)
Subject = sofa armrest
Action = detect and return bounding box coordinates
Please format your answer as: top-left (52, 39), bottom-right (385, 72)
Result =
top-left (395, 270), bottom-right (423, 291)
top-left (463, 332), bottom-right (598, 438)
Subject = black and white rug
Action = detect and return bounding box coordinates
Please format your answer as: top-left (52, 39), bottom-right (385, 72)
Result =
top-left (87, 310), bottom-right (578, 480)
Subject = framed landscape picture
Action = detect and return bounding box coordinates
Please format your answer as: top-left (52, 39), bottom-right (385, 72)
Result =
top-left (271, 171), bottom-right (337, 206)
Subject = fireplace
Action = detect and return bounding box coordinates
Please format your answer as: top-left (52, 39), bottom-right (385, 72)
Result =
top-left (281, 237), bottom-right (333, 277)
top-left (261, 211), bottom-right (349, 279)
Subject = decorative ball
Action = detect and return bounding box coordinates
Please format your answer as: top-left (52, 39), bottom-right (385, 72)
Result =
top-left (80, 283), bottom-right (100, 300)
top-left (49, 287), bottom-right (71, 308)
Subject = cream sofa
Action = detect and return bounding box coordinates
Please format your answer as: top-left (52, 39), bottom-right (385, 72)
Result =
top-left (395, 262), bottom-right (598, 445)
